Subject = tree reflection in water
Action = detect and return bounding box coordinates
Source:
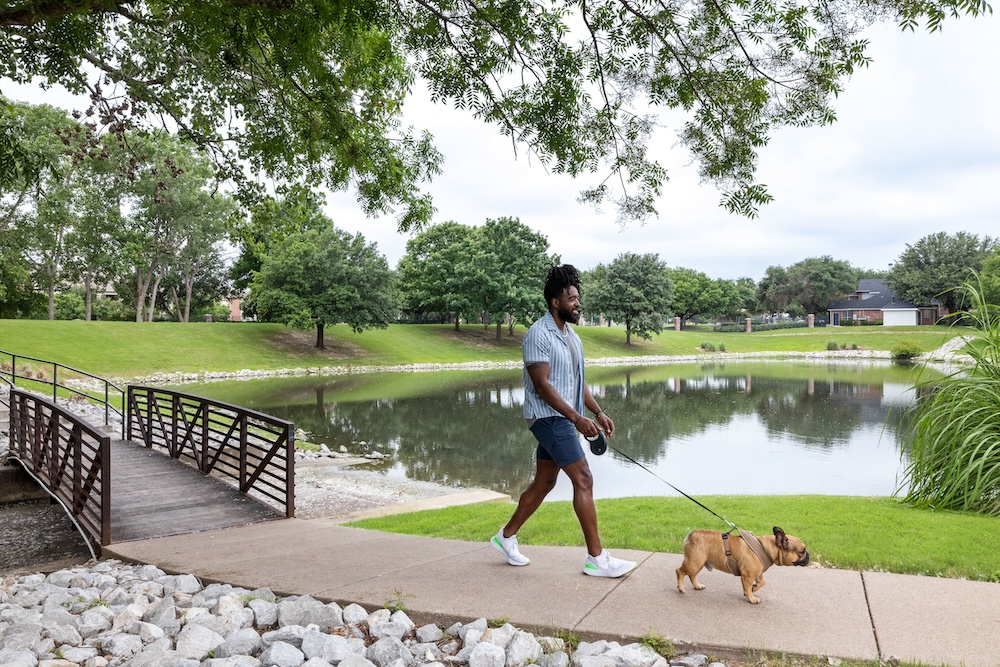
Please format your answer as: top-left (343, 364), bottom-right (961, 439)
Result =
top-left (174, 362), bottom-right (928, 499)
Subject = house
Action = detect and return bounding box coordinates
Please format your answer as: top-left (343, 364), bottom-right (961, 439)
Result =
top-left (827, 279), bottom-right (938, 326)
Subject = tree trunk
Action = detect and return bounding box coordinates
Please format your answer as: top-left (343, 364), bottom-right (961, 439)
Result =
top-left (454, 315), bottom-right (460, 331)
top-left (496, 321), bottom-right (502, 340)
top-left (84, 272), bottom-right (93, 321)
top-left (183, 275), bottom-right (194, 323)
top-left (170, 287), bottom-right (182, 322)
top-left (47, 282), bottom-right (55, 320)
top-left (315, 322), bottom-right (325, 349)
top-left (134, 267), bottom-right (154, 322)
top-left (147, 273), bottom-right (163, 322)
top-left (626, 319), bottom-right (632, 346)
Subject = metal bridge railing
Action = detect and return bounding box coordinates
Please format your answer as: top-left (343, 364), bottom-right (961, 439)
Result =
top-left (0, 349), bottom-right (124, 438)
top-left (127, 386), bottom-right (295, 518)
top-left (7, 388), bottom-right (111, 550)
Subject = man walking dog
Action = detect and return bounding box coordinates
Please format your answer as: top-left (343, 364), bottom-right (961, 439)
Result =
top-left (491, 264), bottom-right (636, 578)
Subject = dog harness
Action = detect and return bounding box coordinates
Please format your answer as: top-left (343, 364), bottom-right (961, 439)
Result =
top-left (722, 529), bottom-right (773, 576)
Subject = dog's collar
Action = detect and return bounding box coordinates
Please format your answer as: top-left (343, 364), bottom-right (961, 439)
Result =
top-left (722, 529), bottom-right (773, 576)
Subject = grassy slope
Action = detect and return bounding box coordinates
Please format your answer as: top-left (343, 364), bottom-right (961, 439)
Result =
top-left (0, 319), bottom-right (961, 379)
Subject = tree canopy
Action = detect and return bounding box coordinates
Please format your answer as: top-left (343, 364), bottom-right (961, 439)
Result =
top-left (3, 0), bottom-right (989, 227)
top-left (587, 253), bottom-right (673, 344)
top-left (757, 256), bottom-right (856, 316)
top-left (395, 217), bottom-right (553, 333)
top-left (887, 231), bottom-right (997, 313)
top-left (249, 224), bottom-right (396, 348)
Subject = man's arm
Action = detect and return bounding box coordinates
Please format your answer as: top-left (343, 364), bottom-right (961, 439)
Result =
top-left (526, 362), bottom-right (602, 438)
top-left (583, 384), bottom-right (615, 437)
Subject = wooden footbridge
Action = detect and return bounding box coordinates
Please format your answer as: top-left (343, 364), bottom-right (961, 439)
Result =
top-left (1, 354), bottom-right (294, 557)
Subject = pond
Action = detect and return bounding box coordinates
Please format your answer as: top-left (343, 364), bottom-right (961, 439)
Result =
top-left (167, 361), bottom-right (935, 501)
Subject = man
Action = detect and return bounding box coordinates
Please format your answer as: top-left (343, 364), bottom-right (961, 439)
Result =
top-left (490, 264), bottom-right (637, 578)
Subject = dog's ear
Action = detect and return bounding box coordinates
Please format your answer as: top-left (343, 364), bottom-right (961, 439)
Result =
top-left (773, 526), bottom-right (789, 550)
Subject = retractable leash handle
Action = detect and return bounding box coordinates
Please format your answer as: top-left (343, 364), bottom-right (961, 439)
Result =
top-left (585, 431), bottom-right (607, 455)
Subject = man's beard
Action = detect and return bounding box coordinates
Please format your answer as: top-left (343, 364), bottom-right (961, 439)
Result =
top-left (558, 306), bottom-right (580, 324)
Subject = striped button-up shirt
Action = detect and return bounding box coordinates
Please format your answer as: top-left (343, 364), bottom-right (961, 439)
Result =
top-left (522, 311), bottom-right (586, 421)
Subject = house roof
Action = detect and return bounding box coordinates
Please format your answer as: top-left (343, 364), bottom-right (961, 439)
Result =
top-left (828, 280), bottom-right (921, 311)
top-left (857, 278), bottom-right (889, 294)
top-left (828, 293), bottom-right (915, 310)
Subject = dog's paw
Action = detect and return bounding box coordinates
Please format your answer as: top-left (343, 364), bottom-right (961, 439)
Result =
top-left (693, 583), bottom-right (705, 590)
top-left (746, 595), bottom-right (760, 604)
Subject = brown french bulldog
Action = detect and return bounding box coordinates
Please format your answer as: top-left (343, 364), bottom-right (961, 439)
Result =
top-left (675, 526), bottom-right (810, 604)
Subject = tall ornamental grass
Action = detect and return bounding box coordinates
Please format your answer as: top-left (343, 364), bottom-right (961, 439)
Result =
top-left (899, 279), bottom-right (1000, 516)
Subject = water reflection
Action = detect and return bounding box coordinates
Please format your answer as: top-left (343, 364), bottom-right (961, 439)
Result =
top-left (170, 362), bottom-right (928, 499)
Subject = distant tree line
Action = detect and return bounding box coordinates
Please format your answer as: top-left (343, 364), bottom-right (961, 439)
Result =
top-left (4, 97), bottom-right (999, 343)
top-left (1, 100), bottom-right (235, 322)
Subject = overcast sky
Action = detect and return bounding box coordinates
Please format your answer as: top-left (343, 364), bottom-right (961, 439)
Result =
top-left (328, 15), bottom-right (1000, 280)
top-left (8, 14), bottom-right (999, 282)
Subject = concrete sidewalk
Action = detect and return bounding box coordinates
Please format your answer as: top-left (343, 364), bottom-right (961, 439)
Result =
top-left (104, 516), bottom-right (1000, 667)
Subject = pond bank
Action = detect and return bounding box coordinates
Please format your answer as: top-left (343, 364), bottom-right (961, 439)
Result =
top-left (122, 343), bottom-right (969, 387)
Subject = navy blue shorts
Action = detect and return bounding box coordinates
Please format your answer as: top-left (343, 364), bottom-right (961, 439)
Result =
top-left (530, 416), bottom-right (585, 468)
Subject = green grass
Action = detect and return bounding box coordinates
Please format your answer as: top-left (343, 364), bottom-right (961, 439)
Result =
top-left (0, 319), bottom-right (963, 380)
top-left (348, 495), bottom-right (1000, 582)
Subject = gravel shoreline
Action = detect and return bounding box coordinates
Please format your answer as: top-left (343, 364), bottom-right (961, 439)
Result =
top-left (0, 560), bottom-right (737, 667)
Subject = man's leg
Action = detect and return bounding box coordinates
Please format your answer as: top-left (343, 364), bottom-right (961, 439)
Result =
top-left (561, 457), bottom-right (602, 556)
top-left (503, 458), bottom-right (560, 537)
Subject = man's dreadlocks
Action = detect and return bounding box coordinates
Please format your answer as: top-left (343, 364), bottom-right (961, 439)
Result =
top-left (544, 264), bottom-right (581, 307)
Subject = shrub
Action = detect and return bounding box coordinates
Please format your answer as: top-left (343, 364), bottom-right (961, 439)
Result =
top-left (718, 342), bottom-right (726, 352)
top-left (700, 341), bottom-right (715, 351)
top-left (891, 340), bottom-right (923, 360)
top-left (826, 340), bottom-right (838, 351)
top-left (851, 343), bottom-right (859, 350)
top-left (899, 278), bottom-right (1000, 516)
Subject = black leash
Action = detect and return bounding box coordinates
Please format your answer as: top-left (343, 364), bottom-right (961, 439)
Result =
top-left (588, 432), bottom-right (737, 531)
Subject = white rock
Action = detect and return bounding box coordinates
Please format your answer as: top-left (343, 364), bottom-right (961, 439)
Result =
top-left (338, 655), bottom-right (378, 667)
top-left (416, 624), bottom-right (443, 643)
top-left (301, 631), bottom-right (352, 663)
top-left (260, 641), bottom-right (305, 667)
top-left (249, 599), bottom-right (279, 628)
top-left (59, 646), bottom-right (99, 663)
top-left (539, 652), bottom-right (570, 667)
top-left (216, 628), bottom-right (264, 658)
top-left (365, 609), bottom-right (390, 628)
top-left (214, 594), bottom-right (246, 617)
top-left (387, 610), bottom-right (414, 633)
top-left (469, 642), bottom-right (505, 667)
top-left (174, 623), bottom-right (225, 660)
top-left (342, 604), bottom-right (368, 626)
top-left (133, 621), bottom-right (166, 643)
top-left (204, 657), bottom-right (263, 667)
top-left (369, 621), bottom-right (407, 641)
top-left (365, 637), bottom-right (412, 667)
top-left (102, 634), bottom-right (144, 659)
top-left (505, 632), bottom-right (541, 667)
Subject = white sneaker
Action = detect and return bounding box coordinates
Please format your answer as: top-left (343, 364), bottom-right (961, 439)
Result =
top-left (582, 549), bottom-right (637, 577)
top-left (491, 529), bottom-right (530, 566)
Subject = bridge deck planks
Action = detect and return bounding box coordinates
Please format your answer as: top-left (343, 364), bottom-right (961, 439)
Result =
top-left (109, 439), bottom-right (280, 543)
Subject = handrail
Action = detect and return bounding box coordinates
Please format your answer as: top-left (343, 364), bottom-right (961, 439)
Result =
top-left (0, 348), bottom-right (124, 438)
top-left (127, 386), bottom-right (295, 518)
top-left (7, 388), bottom-right (112, 550)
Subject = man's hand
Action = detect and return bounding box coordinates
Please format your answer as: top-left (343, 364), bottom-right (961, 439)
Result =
top-left (595, 412), bottom-right (615, 437)
top-left (575, 415), bottom-right (600, 438)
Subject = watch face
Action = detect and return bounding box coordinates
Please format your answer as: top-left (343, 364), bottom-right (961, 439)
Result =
top-left (587, 431), bottom-right (607, 456)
